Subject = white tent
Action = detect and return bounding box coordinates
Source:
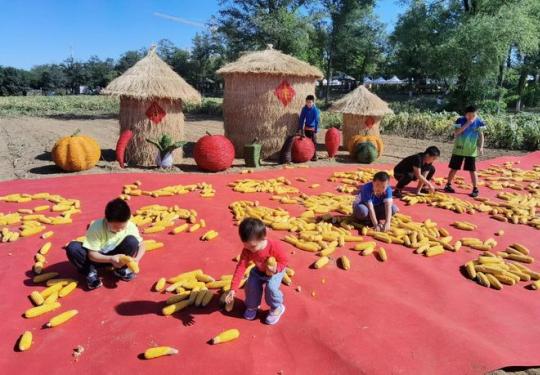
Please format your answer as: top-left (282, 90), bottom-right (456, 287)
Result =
top-left (386, 76), bottom-right (403, 85)
top-left (373, 77), bottom-right (386, 85)
top-left (363, 77), bottom-right (373, 84)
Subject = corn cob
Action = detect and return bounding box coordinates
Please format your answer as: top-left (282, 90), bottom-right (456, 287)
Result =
top-left (39, 242), bottom-right (52, 255)
top-left (189, 223), bottom-right (201, 232)
top-left (59, 281), bottom-right (77, 297)
top-left (32, 272), bottom-right (59, 284)
top-left (166, 291), bottom-right (191, 305)
top-left (531, 280), bottom-right (540, 290)
top-left (44, 292), bottom-right (59, 304)
top-left (195, 288), bottom-right (208, 307)
top-left (40, 282), bottom-right (64, 298)
top-left (339, 256), bottom-right (351, 270)
top-left (476, 272), bottom-right (490, 288)
top-left (46, 309), bottom-right (78, 327)
top-left (144, 346), bottom-right (178, 359)
top-left (30, 291), bottom-right (45, 306)
top-left (202, 290), bottom-right (214, 306)
top-left (119, 255), bottom-right (139, 273)
top-left (282, 273), bottom-right (292, 286)
top-left (21, 226), bottom-right (45, 237)
top-left (33, 261), bottom-right (44, 274)
top-left (171, 223), bottom-right (189, 234)
top-left (377, 247), bottom-right (388, 262)
top-left (144, 225), bottom-right (166, 234)
top-left (41, 230), bottom-right (54, 239)
top-left (24, 302), bottom-right (61, 318)
top-left (46, 278), bottom-right (76, 287)
top-left (510, 243), bottom-right (530, 255)
top-left (313, 256), bottom-right (329, 269)
top-left (201, 230), bottom-right (219, 241)
top-left (211, 329), bottom-right (240, 344)
top-left (18, 331), bottom-right (32, 351)
top-left (167, 269), bottom-right (203, 283)
top-left (162, 299), bottom-right (191, 315)
top-left (486, 274), bottom-right (503, 290)
top-left (353, 242), bottom-right (376, 251)
top-left (155, 278), bottom-right (167, 292)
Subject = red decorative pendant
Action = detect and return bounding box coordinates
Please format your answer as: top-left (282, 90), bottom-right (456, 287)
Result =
top-left (274, 80), bottom-right (296, 107)
top-left (365, 116), bottom-right (375, 129)
top-left (146, 101), bottom-right (166, 124)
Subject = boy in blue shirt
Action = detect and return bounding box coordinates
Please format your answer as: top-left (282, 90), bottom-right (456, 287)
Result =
top-left (444, 105), bottom-right (486, 197)
top-left (352, 171), bottom-right (398, 232)
top-left (297, 94), bottom-right (320, 161)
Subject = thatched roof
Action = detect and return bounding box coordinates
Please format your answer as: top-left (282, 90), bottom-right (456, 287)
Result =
top-left (329, 86), bottom-right (393, 116)
top-left (217, 45), bottom-right (323, 79)
top-left (102, 47), bottom-right (201, 103)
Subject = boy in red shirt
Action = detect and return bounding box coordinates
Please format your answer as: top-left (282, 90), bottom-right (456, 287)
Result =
top-left (225, 218), bottom-right (288, 325)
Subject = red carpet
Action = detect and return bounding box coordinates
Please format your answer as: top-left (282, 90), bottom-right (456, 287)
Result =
top-left (1, 153), bottom-right (540, 375)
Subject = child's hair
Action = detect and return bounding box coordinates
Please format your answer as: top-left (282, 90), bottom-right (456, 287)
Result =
top-left (239, 218), bottom-right (267, 242)
top-left (465, 105), bottom-right (477, 114)
top-left (105, 198), bottom-right (131, 223)
top-left (424, 146), bottom-right (441, 157)
top-left (373, 171), bottom-right (390, 182)
top-left (305, 94), bottom-right (315, 101)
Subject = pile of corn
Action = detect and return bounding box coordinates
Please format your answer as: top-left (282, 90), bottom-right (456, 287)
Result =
top-left (478, 162), bottom-right (539, 191)
top-left (328, 168), bottom-right (389, 194)
top-left (156, 267), bottom-right (296, 316)
top-left (463, 243), bottom-right (540, 290)
top-left (299, 192), bottom-right (354, 216)
top-left (433, 176), bottom-right (477, 190)
top-left (402, 192), bottom-right (476, 214)
top-left (361, 213), bottom-right (461, 257)
top-left (120, 181), bottom-right (216, 200)
top-left (229, 177), bottom-right (299, 195)
top-left (476, 192), bottom-right (540, 227)
top-left (131, 204), bottom-right (217, 240)
top-left (0, 193), bottom-right (81, 241)
top-left (458, 236), bottom-right (498, 251)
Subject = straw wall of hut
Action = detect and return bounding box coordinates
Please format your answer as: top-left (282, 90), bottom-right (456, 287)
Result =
top-left (102, 47), bottom-right (200, 167)
top-left (119, 98), bottom-right (184, 166)
top-left (218, 46), bottom-right (323, 158)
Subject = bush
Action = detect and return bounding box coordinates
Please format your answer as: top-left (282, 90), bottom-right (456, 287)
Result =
top-left (183, 97), bottom-right (223, 116)
top-left (0, 95), bottom-right (118, 117)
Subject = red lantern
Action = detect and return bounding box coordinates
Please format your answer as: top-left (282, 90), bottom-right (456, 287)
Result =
top-left (325, 127), bottom-right (341, 158)
top-left (291, 136), bottom-right (315, 163)
top-left (194, 132), bottom-right (235, 172)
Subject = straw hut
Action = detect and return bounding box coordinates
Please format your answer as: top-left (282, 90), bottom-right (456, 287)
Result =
top-left (329, 85), bottom-right (393, 147)
top-left (217, 45), bottom-right (323, 158)
top-left (102, 47), bottom-right (201, 166)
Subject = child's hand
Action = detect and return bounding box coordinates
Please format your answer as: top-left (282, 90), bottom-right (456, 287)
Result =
top-left (383, 222), bottom-right (391, 232)
top-left (225, 290), bottom-right (235, 305)
top-left (479, 147), bottom-right (484, 156)
top-left (266, 264), bottom-right (277, 275)
top-left (110, 255), bottom-right (124, 268)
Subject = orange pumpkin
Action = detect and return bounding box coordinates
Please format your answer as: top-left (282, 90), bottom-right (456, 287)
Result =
top-left (52, 130), bottom-right (101, 172)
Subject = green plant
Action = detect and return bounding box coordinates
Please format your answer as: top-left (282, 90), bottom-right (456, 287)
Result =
top-left (146, 134), bottom-right (186, 159)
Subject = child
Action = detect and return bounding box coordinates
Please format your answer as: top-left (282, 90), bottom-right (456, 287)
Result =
top-left (66, 198), bottom-right (145, 290)
top-left (225, 218), bottom-right (287, 325)
top-left (352, 171), bottom-right (398, 232)
top-left (297, 94), bottom-right (320, 161)
top-left (444, 105), bottom-right (485, 197)
top-left (393, 146), bottom-right (441, 198)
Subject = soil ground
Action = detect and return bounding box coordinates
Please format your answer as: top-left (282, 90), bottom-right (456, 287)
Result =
top-left (0, 114), bottom-right (525, 181)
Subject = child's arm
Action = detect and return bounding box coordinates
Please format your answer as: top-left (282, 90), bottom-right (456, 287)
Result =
top-left (88, 251), bottom-right (123, 267)
top-left (225, 252), bottom-right (249, 303)
top-left (413, 167), bottom-right (434, 193)
top-left (297, 108), bottom-right (306, 134)
top-left (268, 242), bottom-right (288, 274)
top-left (383, 200), bottom-right (393, 231)
top-left (366, 201), bottom-right (378, 228)
top-left (314, 108), bottom-right (320, 133)
top-left (478, 131), bottom-right (485, 155)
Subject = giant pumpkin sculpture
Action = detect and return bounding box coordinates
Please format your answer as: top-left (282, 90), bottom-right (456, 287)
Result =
top-left (52, 130), bottom-right (101, 172)
top-left (348, 135), bottom-right (384, 164)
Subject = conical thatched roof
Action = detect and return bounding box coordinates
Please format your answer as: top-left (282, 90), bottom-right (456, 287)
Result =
top-left (102, 47), bottom-right (201, 103)
top-left (330, 86), bottom-right (393, 116)
top-left (217, 45), bottom-right (323, 79)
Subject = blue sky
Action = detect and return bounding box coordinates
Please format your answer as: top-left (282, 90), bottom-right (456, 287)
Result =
top-left (0, 0), bottom-right (404, 69)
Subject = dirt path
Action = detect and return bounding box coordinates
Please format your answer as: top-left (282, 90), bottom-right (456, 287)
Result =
top-left (0, 115), bottom-right (525, 181)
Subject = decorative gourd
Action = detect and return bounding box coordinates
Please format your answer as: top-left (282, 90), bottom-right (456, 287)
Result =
top-left (353, 142), bottom-right (378, 164)
top-left (116, 129), bottom-right (133, 168)
top-left (291, 136), bottom-right (315, 163)
top-left (52, 130), bottom-right (101, 172)
top-left (325, 127), bottom-right (341, 158)
top-left (348, 135), bottom-right (384, 157)
top-left (194, 132), bottom-right (235, 172)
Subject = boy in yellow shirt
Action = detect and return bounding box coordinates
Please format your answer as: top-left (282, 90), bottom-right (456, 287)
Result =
top-left (65, 198), bottom-right (145, 290)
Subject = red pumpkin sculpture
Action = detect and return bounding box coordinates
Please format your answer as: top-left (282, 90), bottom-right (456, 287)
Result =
top-left (194, 132), bottom-right (235, 172)
top-left (325, 127), bottom-right (341, 158)
top-left (291, 136), bottom-right (315, 163)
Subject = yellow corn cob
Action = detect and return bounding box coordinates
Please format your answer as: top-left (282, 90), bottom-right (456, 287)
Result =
top-left (24, 301), bottom-right (61, 318)
top-left (220, 274), bottom-right (233, 280)
top-left (46, 309), bottom-right (78, 327)
top-left (33, 261), bottom-right (44, 274)
top-left (531, 280), bottom-right (540, 290)
top-left (362, 247), bottom-right (376, 256)
top-left (34, 205), bottom-right (50, 212)
top-left (162, 299), bottom-right (191, 315)
top-left (353, 242), bottom-right (377, 251)
top-left (38, 242), bottom-right (52, 255)
top-left (32, 272), bottom-right (59, 284)
top-left (206, 280), bottom-right (231, 289)
top-left (425, 246), bottom-right (444, 257)
top-left (494, 274), bottom-right (516, 286)
top-left (452, 222), bottom-right (476, 231)
top-left (373, 233), bottom-right (392, 244)
top-left (282, 273), bottom-right (292, 286)
top-left (119, 255), bottom-right (139, 273)
top-left (485, 274), bottom-right (503, 290)
top-left (454, 241), bottom-right (462, 251)
top-left (167, 269), bottom-right (203, 283)
top-left (21, 226), bottom-right (45, 237)
top-left (296, 242), bottom-right (320, 252)
top-left (44, 292), bottom-right (59, 305)
top-left (510, 243), bottom-right (530, 255)
top-left (211, 329), bottom-right (240, 344)
top-left (144, 225), bottom-right (166, 234)
top-left (195, 288), bottom-right (209, 307)
top-left (201, 230), bottom-right (219, 241)
top-left (154, 277), bottom-right (167, 292)
top-left (313, 256), bottom-right (330, 269)
top-left (30, 291), bottom-right (45, 306)
top-left (339, 256), bottom-right (351, 270)
top-left (171, 223), bottom-right (189, 234)
top-left (45, 278), bottom-right (75, 287)
top-left (202, 290), bottom-right (214, 306)
top-left (144, 346), bottom-right (179, 359)
top-left (377, 247), bottom-right (388, 262)
top-left (41, 230), bottom-right (54, 239)
top-left (189, 223), bottom-right (201, 233)
top-left (166, 291), bottom-right (191, 305)
top-left (59, 281), bottom-right (78, 298)
top-left (40, 282), bottom-right (64, 298)
top-left (476, 272), bottom-right (490, 288)
top-left (506, 253), bottom-right (533, 263)
top-left (188, 288), bottom-right (200, 305)
top-left (464, 261), bottom-right (477, 279)
top-left (144, 241), bottom-right (164, 252)
top-left (18, 331), bottom-right (32, 351)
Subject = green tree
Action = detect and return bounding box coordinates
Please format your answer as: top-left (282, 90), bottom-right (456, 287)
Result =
top-left (115, 50), bottom-right (145, 74)
top-left (29, 64), bottom-right (66, 93)
top-left (85, 56), bottom-right (117, 90)
top-left (190, 32), bottom-right (226, 92)
top-left (62, 57), bottom-right (87, 94)
top-left (0, 66), bottom-right (30, 96)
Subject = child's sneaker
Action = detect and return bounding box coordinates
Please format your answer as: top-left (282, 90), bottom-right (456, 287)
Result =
top-left (86, 270), bottom-right (102, 290)
top-left (393, 189), bottom-right (403, 199)
top-left (243, 308), bottom-right (257, 320)
top-left (470, 188), bottom-right (479, 198)
top-left (444, 184), bottom-right (456, 193)
top-left (114, 267), bottom-right (136, 281)
top-left (265, 305), bottom-right (285, 325)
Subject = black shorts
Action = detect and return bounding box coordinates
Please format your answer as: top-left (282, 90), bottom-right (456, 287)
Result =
top-left (449, 155), bottom-right (476, 171)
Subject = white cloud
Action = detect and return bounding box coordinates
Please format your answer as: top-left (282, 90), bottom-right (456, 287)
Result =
top-left (154, 12), bottom-right (205, 28)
